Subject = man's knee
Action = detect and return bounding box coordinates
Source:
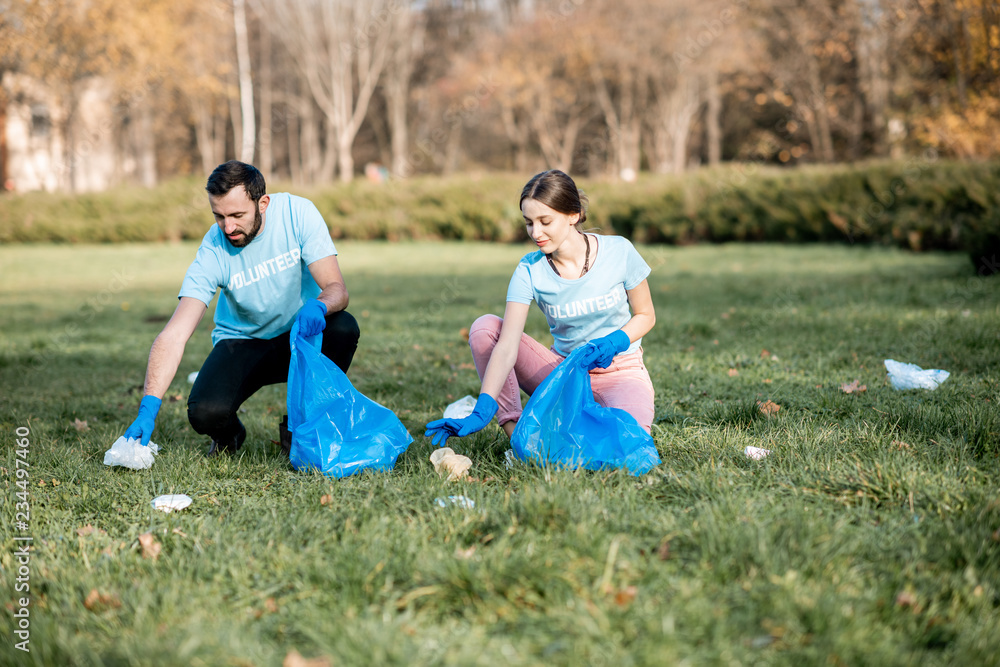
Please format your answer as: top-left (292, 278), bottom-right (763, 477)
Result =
top-left (325, 310), bottom-right (360, 344)
top-left (187, 399), bottom-right (234, 435)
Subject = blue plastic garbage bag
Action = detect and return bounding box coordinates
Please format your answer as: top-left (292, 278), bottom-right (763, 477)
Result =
top-left (287, 322), bottom-right (412, 477)
top-left (510, 346), bottom-right (661, 476)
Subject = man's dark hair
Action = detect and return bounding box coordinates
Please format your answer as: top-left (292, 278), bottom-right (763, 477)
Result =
top-left (205, 160), bottom-right (266, 202)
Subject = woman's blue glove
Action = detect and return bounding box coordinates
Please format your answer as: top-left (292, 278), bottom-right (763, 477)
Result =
top-left (123, 395), bottom-right (162, 446)
top-left (577, 330), bottom-right (631, 370)
top-left (295, 299), bottom-right (328, 337)
top-left (424, 394), bottom-right (499, 446)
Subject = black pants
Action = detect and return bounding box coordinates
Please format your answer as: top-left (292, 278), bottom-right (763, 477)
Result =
top-left (187, 310), bottom-right (360, 443)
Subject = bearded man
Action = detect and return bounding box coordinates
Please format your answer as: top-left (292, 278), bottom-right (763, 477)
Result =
top-left (122, 160), bottom-right (359, 456)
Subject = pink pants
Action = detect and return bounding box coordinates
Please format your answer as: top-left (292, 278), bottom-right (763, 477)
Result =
top-left (468, 314), bottom-right (655, 433)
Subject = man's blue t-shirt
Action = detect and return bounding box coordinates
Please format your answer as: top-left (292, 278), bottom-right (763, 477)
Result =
top-left (179, 192), bottom-right (337, 345)
top-left (506, 234), bottom-right (651, 357)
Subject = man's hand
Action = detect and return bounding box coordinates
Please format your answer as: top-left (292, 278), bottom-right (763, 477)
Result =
top-left (123, 395), bottom-right (162, 446)
top-left (424, 394), bottom-right (499, 446)
top-left (577, 330), bottom-right (631, 370)
top-left (295, 299), bottom-right (328, 337)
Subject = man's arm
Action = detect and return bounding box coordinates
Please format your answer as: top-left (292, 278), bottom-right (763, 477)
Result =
top-left (307, 255), bottom-right (349, 313)
top-left (143, 297), bottom-right (208, 397)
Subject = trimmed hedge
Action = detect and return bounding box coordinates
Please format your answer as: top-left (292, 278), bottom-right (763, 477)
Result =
top-left (1, 161), bottom-right (997, 272)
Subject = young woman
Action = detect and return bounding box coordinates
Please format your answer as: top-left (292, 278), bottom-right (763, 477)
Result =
top-left (425, 170), bottom-right (656, 445)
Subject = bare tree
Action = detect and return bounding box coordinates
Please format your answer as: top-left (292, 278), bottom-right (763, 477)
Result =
top-left (383, 5), bottom-right (424, 177)
top-left (233, 0), bottom-right (256, 163)
top-left (262, 0), bottom-right (394, 182)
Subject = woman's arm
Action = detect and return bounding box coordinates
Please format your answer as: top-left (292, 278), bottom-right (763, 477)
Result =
top-left (479, 300), bottom-right (531, 398)
top-left (620, 279), bottom-right (656, 343)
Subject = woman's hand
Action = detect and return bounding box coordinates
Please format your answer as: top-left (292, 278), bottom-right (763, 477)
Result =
top-left (424, 394), bottom-right (499, 445)
top-left (578, 330), bottom-right (631, 370)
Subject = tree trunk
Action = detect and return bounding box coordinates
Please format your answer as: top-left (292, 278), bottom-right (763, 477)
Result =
top-left (233, 0), bottom-right (255, 163)
top-left (228, 78), bottom-right (242, 162)
top-left (286, 99), bottom-right (301, 184)
top-left (299, 101), bottom-right (320, 183)
top-left (137, 103), bottom-right (157, 187)
top-left (807, 56), bottom-right (834, 162)
top-left (259, 22), bottom-right (273, 179)
top-left (706, 69), bottom-right (721, 166)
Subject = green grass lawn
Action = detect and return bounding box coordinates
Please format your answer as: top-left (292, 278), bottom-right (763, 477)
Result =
top-left (1, 241), bottom-right (998, 666)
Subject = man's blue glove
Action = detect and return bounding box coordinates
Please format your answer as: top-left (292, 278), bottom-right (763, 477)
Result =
top-left (296, 299), bottom-right (328, 337)
top-left (577, 330), bottom-right (631, 370)
top-left (424, 394), bottom-right (499, 446)
top-left (123, 395), bottom-right (162, 446)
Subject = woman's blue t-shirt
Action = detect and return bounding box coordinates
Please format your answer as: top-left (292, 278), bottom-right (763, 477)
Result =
top-left (506, 234), bottom-right (651, 357)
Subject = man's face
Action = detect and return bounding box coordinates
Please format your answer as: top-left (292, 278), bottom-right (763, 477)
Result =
top-left (209, 186), bottom-right (265, 248)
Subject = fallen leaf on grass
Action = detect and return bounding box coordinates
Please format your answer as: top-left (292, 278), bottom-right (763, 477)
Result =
top-left (760, 349), bottom-right (771, 358)
top-left (459, 327), bottom-right (470, 341)
top-left (758, 400), bottom-right (781, 416)
top-left (167, 394), bottom-right (184, 403)
top-left (73, 418), bottom-right (89, 432)
top-left (657, 541), bottom-right (671, 561)
top-left (283, 650), bottom-right (333, 667)
top-left (138, 533), bottom-right (161, 560)
top-left (895, 590), bottom-right (918, 609)
top-left (611, 586), bottom-right (638, 608)
top-left (84, 589), bottom-right (121, 611)
top-left (76, 524), bottom-right (107, 537)
top-left (992, 528), bottom-right (1000, 542)
top-left (840, 380), bottom-right (867, 394)
top-left (893, 440), bottom-right (911, 450)
top-left (320, 494), bottom-right (332, 506)
top-left (728, 368), bottom-right (739, 377)
top-left (454, 545), bottom-right (477, 559)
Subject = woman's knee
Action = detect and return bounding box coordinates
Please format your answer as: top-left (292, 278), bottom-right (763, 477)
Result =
top-left (469, 314), bottom-right (502, 352)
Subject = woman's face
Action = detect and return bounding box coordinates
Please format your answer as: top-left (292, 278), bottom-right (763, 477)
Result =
top-left (521, 198), bottom-right (580, 255)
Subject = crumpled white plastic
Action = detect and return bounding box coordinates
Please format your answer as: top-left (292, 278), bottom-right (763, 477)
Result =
top-left (151, 494), bottom-right (192, 512)
top-left (103, 436), bottom-right (159, 470)
top-left (884, 359), bottom-right (950, 390)
top-left (745, 446), bottom-right (771, 460)
top-left (434, 495), bottom-right (475, 509)
top-left (442, 395), bottom-right (477, 419)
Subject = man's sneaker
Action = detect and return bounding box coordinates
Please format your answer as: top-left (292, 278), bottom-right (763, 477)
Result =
top-left (279, 415), bottom-right (292, 457)
top-left (207, 421), bottom-right (246, 457)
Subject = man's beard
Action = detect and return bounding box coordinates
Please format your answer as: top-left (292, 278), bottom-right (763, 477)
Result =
top-left (227, 207), bottom-right (263, 247)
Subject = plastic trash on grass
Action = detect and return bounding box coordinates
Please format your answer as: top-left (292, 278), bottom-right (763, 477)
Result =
top-left (430, 447), bottom-right (473, 481)
top-left (442, 395), bottom-right (477, 419)
top-left (151, 494), bottom-right (192, 513)
top-left (434, 495), bottom-right (475, 509)
top-left (103, 437), bottom-right (159, 470)
top-left (745, 446), bottom-right (771, 460)
top-left (884, 359), bottom-right (950, 390)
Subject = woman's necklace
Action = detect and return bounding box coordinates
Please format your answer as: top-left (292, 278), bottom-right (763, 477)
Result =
top-left (547, 233), bottom-right (590, 278)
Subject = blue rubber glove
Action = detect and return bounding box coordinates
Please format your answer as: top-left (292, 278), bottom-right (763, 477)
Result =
top-left (424, 394), bottom-right (499, 446)
top-left (123, 395), bottom-right (162, 446)
top-left (296, 299), bottom-right (328, 337)
top-left (577, 330), bottom-right (631, 370)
